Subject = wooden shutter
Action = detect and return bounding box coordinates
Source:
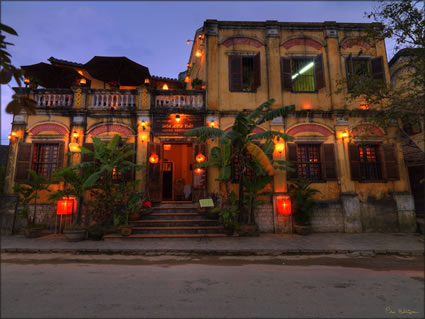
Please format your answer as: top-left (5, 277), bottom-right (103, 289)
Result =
top-left (252, 53), bottom-right (261, 90)
top-left (382, 144), bottom-right (400, 180)
top-left (229, 55), bottom-right (242, 91)
top-left (122, 143), bottom-right (135, 181)
top-left (57, 142), bottom-right (65, 170)
top-left (286, 143), bottom-right (298, 180)
top-left (345, 54), bottom-right (353, 91)
top-left (193, 144), bottom-right (207, 202)
top-left (15, 143), bottom-right (32, 181)
top-left (148, 143), bottom-right (161, 202)
top-left (321, 144), bottom-right (337, 180)
top-left (348, 143), bottom-right (361, 181)
top-left (314, 54), bottom-right (325, 90)
top-left (81, 143), bottom-right (94, 176)
top-left (371, 57), bottom-right (385, 82)
top-left (281, 57), bottom-right (292, 90)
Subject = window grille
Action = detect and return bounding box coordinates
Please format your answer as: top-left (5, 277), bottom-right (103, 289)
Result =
top-left (32, 144), bottom-right (59, 178)
top-left (296, 144), bottom-right (321, 180)
top-left (359, 145), bottom-right (382, 180)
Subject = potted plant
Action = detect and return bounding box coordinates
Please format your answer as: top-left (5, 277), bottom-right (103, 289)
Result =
top-left (289, 178), bottom-right (320, 235)
top-left (141, 200), bottom-right (153, 216)
top-left (63, 223), bottom-right (86, 241)
top-left (13, 170), bottom-right (50, 238)
top-left (191, 78), bottom-right (204, 90)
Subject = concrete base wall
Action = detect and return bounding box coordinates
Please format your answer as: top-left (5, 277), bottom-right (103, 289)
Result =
top-left (311, 201), bottom-right (344, 232)
top-left (255, 203), bottom-right (274, 232)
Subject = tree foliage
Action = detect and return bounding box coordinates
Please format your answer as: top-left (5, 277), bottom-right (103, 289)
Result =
top-left (345, 1), bottom-right (424, 129)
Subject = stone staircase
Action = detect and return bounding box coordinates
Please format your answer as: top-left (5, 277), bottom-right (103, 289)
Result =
top-left (105, 202), bottom-right (226, 239)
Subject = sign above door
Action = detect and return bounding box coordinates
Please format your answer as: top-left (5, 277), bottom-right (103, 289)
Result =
top-left (152, 113), bottom-right (204, 136)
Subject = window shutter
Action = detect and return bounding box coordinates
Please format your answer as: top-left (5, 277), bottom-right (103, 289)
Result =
top-left (321, 144), bottom-right (337, 180)
top-left (15, 143), bottom-right (32, 181)
top-left (348, 143), bottom-right (361, 181)
top-left (81, 144), bottom-right (94, 162)
top-left (314, 54), bottom-right (325, 90)
top-left (122, 143), bottom-right (135, 181)
top-left (286, 143), bottom-right (298, 180)
top-left (148, 143), bottom-right (161, 202)
top-left (57, 142), bottom-right (65, 170)
top-left (371, 57), bottom-right (386, 83)
top-left (229, 55), bottom-right (242, 91)
top-left (281, 57), bottom-right (292, 90)
top-left (252, 53), bottom-right (261, 90)
top-left (345, 54), bottom-right (353, 91)
top-left (383, 144), bottom-right (400, 180)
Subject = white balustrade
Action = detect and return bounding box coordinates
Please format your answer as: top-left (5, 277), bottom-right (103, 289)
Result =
top-left (155, 94), bottom-right (204, 108)
top-left (34, 93), bottom-right (73, 107)
top-left (91, 93), bottom-right (136, 108)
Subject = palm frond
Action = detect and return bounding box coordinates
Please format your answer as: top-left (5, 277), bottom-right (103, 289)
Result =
top-left (256, 104), bottom-right (295, 125)
top-left (247, 98), bottom-right (275, 121)
top-left (184, 127), bottom-right (224, 142)
top-left (233, 112), bottom-right (249, 136)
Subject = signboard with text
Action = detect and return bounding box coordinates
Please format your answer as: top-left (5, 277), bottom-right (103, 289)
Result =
top-left (152, 114), bottom-right (204, 136)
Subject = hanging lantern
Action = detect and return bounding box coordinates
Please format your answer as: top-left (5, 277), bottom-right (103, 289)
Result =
top-left (195, 167), bottom-right (203, 175)
top-left (79, 78), bottom-right (87, 85)
top-left (277, 196), bottom-right (291, 215)
top-left (57, 198), bottom-right (74, 215)
top-left (175, 114), bottom-right (181, 123)
top-left (209, 120), bottom-right (216, 128)
top-left (162, 84), bottom-right (169, 90)
top-left (275, 142), bottom-right (284, 154)
top-left (196, 153), bottom-right (206, 163)
top-left (149, 153), bottom-right (159, 164)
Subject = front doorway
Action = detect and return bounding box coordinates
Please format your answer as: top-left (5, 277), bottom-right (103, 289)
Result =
top-left (161, 143), bottom-right (193, 201)
top-left (147, 142), bottom-right (207, 202)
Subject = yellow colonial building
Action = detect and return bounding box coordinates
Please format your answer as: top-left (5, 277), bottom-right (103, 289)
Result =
top-left (4, 20), bottom-right (418, 234)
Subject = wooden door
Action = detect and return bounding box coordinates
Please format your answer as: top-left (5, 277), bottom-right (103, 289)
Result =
top-left (192, 143), bottom-right (207, 202)
top-left (147, 143), bottom-right (161, 202)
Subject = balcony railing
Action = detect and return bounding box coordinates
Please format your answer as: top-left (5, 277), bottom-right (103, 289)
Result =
top-left (34, 90), bottom-right (73, 107)
top-left (88, 90), bottom-right (137, 109)
top-left (153, 90), bottom-right (204, 108)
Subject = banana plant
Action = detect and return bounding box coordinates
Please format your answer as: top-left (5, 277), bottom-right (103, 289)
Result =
top-left (195, 140), bottom-right (232, 203)
top-left (185, 99), bottom-right (295, 224)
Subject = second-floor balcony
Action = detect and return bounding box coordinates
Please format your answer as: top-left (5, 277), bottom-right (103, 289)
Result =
top-left (87, 90), bottom-right (138, 109)
top-left (153, 90), bottom-right (204, 109)
top-left (34, 89), bottom-right (74, 107)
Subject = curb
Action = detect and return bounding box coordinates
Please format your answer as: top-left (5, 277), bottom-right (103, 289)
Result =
top-left (1, 248), bottom-right (423, 256)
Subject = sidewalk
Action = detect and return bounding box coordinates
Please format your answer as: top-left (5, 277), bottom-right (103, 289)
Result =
top-left (1, 233), bottom-right (424, 256)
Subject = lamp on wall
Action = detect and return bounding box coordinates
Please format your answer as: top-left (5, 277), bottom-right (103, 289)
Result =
top-left (196, 153), bottom-right (206, 163)
top-left (141, 134), bottom-right (147, 143)
top-left (149, 153), bottom-right (159, 164)
top-left (162, 84), bottom-right (169, 90)
top-left (8, 131), bottom-right (17, 141)
top-left (195, 50), bottom-right (202, 58)
top-left (175, 114), bottom-right (181, 123)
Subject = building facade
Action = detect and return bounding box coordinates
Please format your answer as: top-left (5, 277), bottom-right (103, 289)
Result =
top-left (4, 20), bottom-right (418, 233)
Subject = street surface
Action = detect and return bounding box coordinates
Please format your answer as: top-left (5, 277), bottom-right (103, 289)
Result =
top-left (1, 254), bottom-right (424, 318)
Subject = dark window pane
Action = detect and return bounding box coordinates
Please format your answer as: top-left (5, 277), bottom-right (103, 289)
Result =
top-left (242, 57), bottom-right (255, 91)
top-left (359, 145), bottom-right (382, 180)
top-left (297, 144), bottom-right (321, 180)
top-left (352, 58), bottom-right (370, 77)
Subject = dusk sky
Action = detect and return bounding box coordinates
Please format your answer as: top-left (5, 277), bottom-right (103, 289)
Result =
top-left (1, 1), bottom-right (395, 145)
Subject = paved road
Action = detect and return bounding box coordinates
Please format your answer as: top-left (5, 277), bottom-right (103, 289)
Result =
top-left (1, 256), bottom-right (424, 318)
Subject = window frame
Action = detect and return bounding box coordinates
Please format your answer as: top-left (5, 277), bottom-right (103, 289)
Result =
top-left (228, 53), bottom-right (261, 93)
top-left (358, 144), bottom-right (383, 182)
top-left (31, 142), bottom-right (60, 179)
top-left (291, 57), bottom-right (317, 93)
top-left (295, 143), bottom-right (323, 181)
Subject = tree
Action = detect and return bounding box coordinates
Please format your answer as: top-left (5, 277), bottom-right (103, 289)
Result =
top-left (0, 23), bottom-right (36, 116)
top-left (342, 0), bottom-right (424, 130)
top-left (185, 99), bottom-right (294, 225)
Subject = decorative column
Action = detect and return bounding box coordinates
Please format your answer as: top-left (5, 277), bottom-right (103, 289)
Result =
top-left (136, 115), bottom-right (150, 193)
top-left (204, 20), bottom-right (219, 110)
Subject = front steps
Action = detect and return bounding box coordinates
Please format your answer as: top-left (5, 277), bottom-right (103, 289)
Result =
top-left (104, 202), bottom-right (227, 239)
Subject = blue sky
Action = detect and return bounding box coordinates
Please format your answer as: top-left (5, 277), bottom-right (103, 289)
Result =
top-left (1, 1), bottom-right (395, 144)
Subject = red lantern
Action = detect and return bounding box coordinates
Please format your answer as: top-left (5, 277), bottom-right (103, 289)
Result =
top-left (277, 196), bottom-right (291, 215)
top-left (195, 168), bottom-right (203, 174)
top-left (196, 153), bottom-right (206, 163)
top-left (57, 198), bottom-right (74, 215)
top-left (149, 154), bottom-right (159, 164)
